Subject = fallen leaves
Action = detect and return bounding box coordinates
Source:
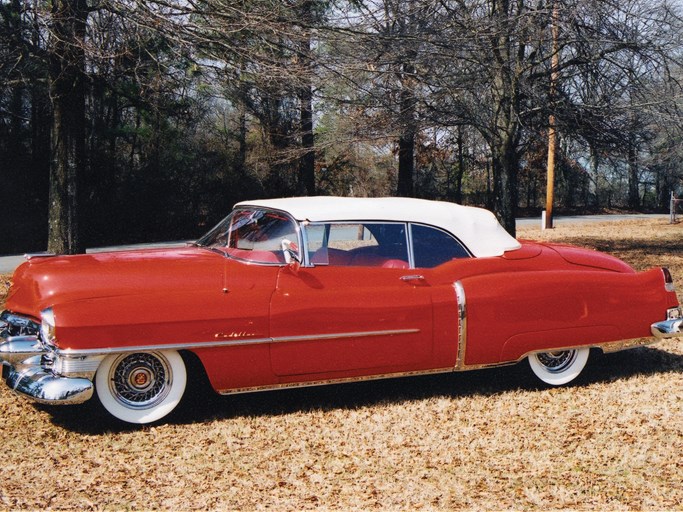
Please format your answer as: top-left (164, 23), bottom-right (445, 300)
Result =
top-left (0, 220), bottom-right (682, 510)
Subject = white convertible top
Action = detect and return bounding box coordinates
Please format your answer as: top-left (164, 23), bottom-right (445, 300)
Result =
top-left (235, 196), bottom-right (521, 258)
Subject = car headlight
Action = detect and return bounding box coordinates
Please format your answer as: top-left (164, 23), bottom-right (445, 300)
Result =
top-left (40, 308), bottom-right (57, 345)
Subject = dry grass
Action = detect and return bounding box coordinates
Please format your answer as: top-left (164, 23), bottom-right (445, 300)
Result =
top-left (0, 275), bottom-right (10, 305)
top-left (1, 220), bottom-right (682, 511)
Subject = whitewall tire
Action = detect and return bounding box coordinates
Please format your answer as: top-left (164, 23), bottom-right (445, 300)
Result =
top-left (528, 348), bottom-right (590, 386)
top-left (95, 350), bottom-right (187, 424)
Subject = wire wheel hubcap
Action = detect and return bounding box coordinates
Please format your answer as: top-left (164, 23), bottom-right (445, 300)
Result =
top-left (109, 353), bottom-right (172, 409)
top-left (535, 350), bottom-right (577, 373)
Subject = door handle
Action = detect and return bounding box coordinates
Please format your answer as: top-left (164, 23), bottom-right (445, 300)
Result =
top-left (400, 274), bottom-right (425, 282)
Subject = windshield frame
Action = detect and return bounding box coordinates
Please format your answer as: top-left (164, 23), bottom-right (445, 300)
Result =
top-left (195, 207), bottom-right (303, 266)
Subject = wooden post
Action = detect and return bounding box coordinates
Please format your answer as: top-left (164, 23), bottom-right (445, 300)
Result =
top-left (672, 191), bottom-right (677, 224)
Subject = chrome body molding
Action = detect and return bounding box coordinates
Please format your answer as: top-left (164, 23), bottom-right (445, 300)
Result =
top-left (452, 338), bottom-right (666, 372)
top-left (271, 329), bottom-right (420, 345)
top-left (599, 337), bottom-right (662, 352)
top-left (23, 252), bottom-right (56, 260)
top-left (218, 367), bottom-right (456, 395)
top-left (0, 327), bottom-right (419, 405)
top-left (51, 328), bottom-right (421, 357)
top-left (651, 318), bottom-right (683, 339)
top-left (454, 281), bottom-right (467, 370)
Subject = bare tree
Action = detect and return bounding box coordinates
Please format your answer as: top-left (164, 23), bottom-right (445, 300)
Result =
top-left (47, 0), bottom-right (89, 254)
top-left (118, 0), bottom-right (325, 195)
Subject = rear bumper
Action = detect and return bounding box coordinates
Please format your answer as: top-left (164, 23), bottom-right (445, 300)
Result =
top-left (651, 318), bottom-right (683, 339)
top-left (1, 336), bottom-right (94, 405)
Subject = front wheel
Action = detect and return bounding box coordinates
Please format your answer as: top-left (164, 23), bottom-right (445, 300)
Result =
top-left (95, 350), bottom-right (187, 424)
top-left (528, 348), bottom-right (590, 386)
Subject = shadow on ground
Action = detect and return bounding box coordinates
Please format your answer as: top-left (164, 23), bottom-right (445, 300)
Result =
top-left (44, 345), bottom-right (683, 435)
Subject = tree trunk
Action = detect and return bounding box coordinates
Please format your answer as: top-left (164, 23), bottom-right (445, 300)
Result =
top-left (236, 100), bottom-right (248, 178)
top-left (627, 138), bottom-right (639, 209)
top-left (454, 126), bottom-right (465, 203)
top-left (486, 0), bottom-right (521, 236)
top-left (299, 78), bottom-right (316, 195)
top-left (297, 2), bottom-right (316, 196)
top-left (397, 131), bottom-right (415, 197)
top-left (488, 94), bottom-right (520, 236)
top-left (47, 0), bottom-right (88, 254)
top-left (396, 86), bottom-right (416, 197)
top-left (491, 136), bottom-right (518, 237)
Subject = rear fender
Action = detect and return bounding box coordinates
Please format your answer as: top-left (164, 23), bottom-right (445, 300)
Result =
top-left (461, 267), bottom-right (674, 366)
top-left (500, 325), bottom-right (618, 362)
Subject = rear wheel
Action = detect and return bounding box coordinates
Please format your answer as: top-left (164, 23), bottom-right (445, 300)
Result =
top-left (95, 350), bottom-right (187, 424)
top-left (528, 348), bottom-right (590, 386)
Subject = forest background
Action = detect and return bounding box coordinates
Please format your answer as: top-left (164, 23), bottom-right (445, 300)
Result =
top-left (1, 0), bottom-right (683, 255)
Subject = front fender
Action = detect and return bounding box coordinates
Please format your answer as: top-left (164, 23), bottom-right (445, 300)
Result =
top-left (49, 288), bottom-right (248, 350)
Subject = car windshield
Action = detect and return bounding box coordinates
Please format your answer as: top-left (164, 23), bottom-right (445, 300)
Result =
top-left (196, 208), bottom-right (298, 264)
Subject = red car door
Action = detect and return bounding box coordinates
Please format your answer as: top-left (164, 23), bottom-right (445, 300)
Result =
top-left (269, 265), bottom-right (434, 377)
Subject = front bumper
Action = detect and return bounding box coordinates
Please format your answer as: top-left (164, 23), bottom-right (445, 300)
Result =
top-left (1, 336), bottom-right (94, 405)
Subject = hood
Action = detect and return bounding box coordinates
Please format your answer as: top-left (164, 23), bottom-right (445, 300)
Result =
top-left (6, 247), bottom-right (225, 317)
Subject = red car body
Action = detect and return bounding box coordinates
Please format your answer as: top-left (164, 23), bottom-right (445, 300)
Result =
top-left (1, 197), bottom-right (681, 424)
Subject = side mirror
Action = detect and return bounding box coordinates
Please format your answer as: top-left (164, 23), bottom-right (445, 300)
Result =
top-left (281, 239), bottom-right (301, 268)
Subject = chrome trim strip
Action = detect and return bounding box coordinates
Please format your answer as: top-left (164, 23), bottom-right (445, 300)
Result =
top-left (304, 220), bottom-right (412, 268)
top-left (23, 252), bottom-right (56, 260)
top-left (599, 337), bottom-right (661, 352)
top-left (198, 206), bottom-right (304, 267)
top-left (457, 338), bottom-right (664, 371)
top-left (454, 281), bottom-right (467, 370)
top-left (54, 328), bottom-right (422, 356)
top-left (454, 360), bottom-right (517, 372)
top-left (270, 329), bottom-right (420, 344)
top-left (299, 220), bottom-right (312, 267)
top-left (406, 222), bottom-right (416, 268)
top-left (47, 353), bottom-right (106, 379)
top-left (218, 366), bottom-right (455, 395)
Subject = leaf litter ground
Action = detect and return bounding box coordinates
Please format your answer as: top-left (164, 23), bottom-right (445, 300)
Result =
top-left (0, 219), bottom-right (681, 510)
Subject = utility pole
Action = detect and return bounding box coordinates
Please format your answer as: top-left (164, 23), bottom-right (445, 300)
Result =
top-left (545, 0), bottom-right (559, 229)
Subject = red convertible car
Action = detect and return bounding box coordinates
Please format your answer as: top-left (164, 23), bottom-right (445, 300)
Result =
top-left (1, 197), bottom-right (681, 424)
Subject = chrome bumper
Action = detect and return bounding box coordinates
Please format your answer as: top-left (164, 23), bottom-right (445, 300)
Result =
top-left (0, 336), bottom-right (93, 405)
top-left (651, 318), bottom-right (683, 339)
